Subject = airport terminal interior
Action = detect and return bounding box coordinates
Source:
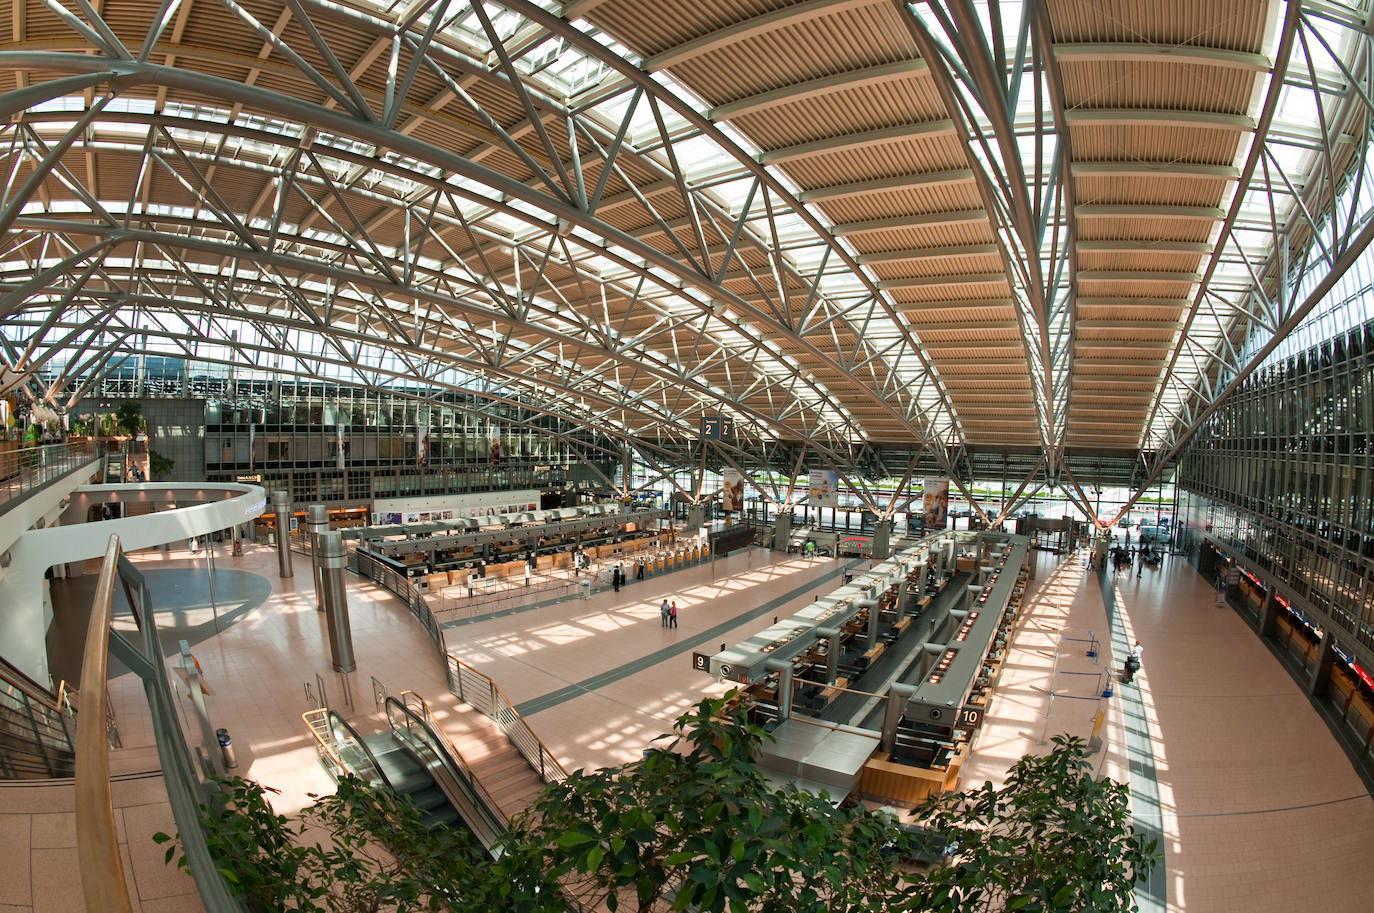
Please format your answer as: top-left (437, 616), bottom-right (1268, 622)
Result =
top-left (4, 0), bottom-right (1374, 911)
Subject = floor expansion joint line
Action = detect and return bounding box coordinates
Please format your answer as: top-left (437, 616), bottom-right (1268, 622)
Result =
top-left (511, 558), bottom-right (866, 717)
top-left (1098, 569), bottom-right (1167, 913)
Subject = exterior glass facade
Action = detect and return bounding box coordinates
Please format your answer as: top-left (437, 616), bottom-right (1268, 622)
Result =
top-left (1179, 320), bottom-right (1374, 662)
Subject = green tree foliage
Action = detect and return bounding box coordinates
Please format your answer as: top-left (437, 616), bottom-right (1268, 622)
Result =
top-left (116, 400), bottom-right (147, 437)
top-left (493, 695), bottom-right (910, 912)
top-left (148, 448), bottom-right (176, 480)
top-left (158, 705), bottom-right (1154, 913)
top-left (155, 774), bottom-right (496, 912)
top-left (907, 734), bottom-right (1155, 913)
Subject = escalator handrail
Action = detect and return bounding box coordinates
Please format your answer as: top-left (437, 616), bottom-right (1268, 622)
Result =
top-left (383, 694), bottom-right (508, 832)
top-left (324, 710), bottom-right (396, 793)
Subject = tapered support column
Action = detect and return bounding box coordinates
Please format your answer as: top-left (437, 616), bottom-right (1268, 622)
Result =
top-left (773, 511), bottom-right (792, 551)
top-left (1309, 630), bottom-right (1336, 697)
top-left (816, 627), bottom-right (840, 685)
top-left (864, 597), bottom-right (882, 652)
top-left (881, 683), bottom-right (916, 754)
top-left (1258, 589), bottom-right (1280, 638)
top-left (319, 530), bottom-right (356, 673)
top-left (272, 490), bottom-right (293, 579)
top-left (305, 504), bottom-right (329, 611)
top-left (871, 520), bottom-right (891, 559)
top-left (766, 658), bottom-right (793, 722)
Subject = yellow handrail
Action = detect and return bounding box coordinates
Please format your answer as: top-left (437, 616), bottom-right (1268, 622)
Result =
top-left (75, 535), bottom-right (134, 913)
top-left (445, 654), bottom-right (569, 781)
top-left (0, 655), bottom-right (63, 713)
top-left (302, 707), bottom-right (347, 773)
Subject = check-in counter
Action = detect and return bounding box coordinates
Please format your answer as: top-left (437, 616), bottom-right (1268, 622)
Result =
top-left (860, 743), bottom-right (965, 804)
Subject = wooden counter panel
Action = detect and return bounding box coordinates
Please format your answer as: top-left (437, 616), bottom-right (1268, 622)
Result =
top-left (860, 754), bottom-right (954, 805)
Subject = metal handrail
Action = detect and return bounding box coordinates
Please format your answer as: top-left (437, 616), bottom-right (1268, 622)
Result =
top-left (444, 654), bottom-right (568, 784)
top-left (302, 707), bottom-right (392, 791)
top-left (69, 539), bottom-right (241, 911)
top-left (56, 680), bottom-right (121, 750)
top-left (0, 439), bottom-right (99, 513)
top-left (74, 536), bottom-right (133, 913)
top-left (1, 655), bottom-right (60, 712)
top-left (352, 548), bottom-right (570, 784)
top-left (386, 694), bottom-right (509, 839)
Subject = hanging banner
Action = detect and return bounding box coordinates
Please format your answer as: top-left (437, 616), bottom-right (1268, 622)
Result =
top-left (248, 424), bottom-right (255, 470)
top-left (336, 424), bottom-right (346, 470)
top-left (722, 468), bottom-right (745, 512)
top-left (922, 478), bottom-right (950, 530)
top-left (808, 469), bottom-right (838, 507)
top-left (417, 424), bottom-right (429, 466)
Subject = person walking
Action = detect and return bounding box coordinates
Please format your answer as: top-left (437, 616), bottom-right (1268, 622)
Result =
top-left (669, 600), bottom-right (678, 629)
top-left (523, 562), bottom-right (531, 588)
top-left (660, 598), bottom-right (670, 628)
top-left (1137, 547), bottom-right (1144, 578)
top-left (1121, 640), bottom-right (1143, 683)
top-left (636, 557), bottom-right (645, 580)
top-left (612, 564), bottom-right (621, 593)
top-left (466, 568), bottom-right (476, 599)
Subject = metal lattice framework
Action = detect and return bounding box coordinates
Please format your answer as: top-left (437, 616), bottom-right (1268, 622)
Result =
top-left (1, 0), bottom-right (1373, 523)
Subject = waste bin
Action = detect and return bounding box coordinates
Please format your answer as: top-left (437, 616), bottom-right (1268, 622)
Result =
top-left (216, 727), bottom-right (238, 769)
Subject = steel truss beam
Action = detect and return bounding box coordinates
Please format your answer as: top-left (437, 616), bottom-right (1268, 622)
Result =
top-left (0, 42), bottom-right (958, 461)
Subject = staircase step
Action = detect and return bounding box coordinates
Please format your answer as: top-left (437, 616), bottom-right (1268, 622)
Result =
top-left (109, 744), bottom-right (162, 776)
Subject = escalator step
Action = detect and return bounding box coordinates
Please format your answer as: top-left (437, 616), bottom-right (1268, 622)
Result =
top-left (406, 786), bottom-right (450, 812)
top-left (421, 804), bottom-right (463, 830)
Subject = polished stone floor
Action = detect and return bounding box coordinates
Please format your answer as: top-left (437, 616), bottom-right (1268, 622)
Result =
top-left (7, 538), bottom-right (1374, 912)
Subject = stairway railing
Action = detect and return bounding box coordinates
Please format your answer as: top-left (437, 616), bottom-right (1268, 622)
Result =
top-left (0, 656), bottom-right (74, 779)
top-left (443, 654), bottom-right (568, 784)
top-left (302, 706), bottom-right (391, 790)
top-left (74, 534), bottom-right (241, 913)
top-left (387, 693), bottom-right (508, 848)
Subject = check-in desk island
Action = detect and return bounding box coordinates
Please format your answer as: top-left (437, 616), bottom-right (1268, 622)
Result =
top-left (347, 503), bottom-right (689, 581)
top-left (705, 532), bottom-right (1028, 806)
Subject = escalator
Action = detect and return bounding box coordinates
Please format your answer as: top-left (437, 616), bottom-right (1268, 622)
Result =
top-left (303, 693), bottom-right (507, 853)
top-left (103, 453), bottom-right (126, 484)
top-left (365, 727), bottom-right (464, 831)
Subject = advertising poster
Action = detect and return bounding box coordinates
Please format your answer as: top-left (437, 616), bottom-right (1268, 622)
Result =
top-left (417, 424), bottom-right (429, 466)
top-left (336, 424), bottom-right (346, 470)
top-left (808, 469), bottom-right (838, 507)
top-left (922, 477), bottom-right (950, 530)
top-left (722, 468), bottom-right (745, 512)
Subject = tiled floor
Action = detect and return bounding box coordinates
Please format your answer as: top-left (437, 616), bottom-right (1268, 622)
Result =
top-left (9, 537), bottom-right (1374, 912)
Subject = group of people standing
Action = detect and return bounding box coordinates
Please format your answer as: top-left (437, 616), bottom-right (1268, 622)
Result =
top-left (659, 598), bottom-right (678, 629)
top-left (1088, 544), bottom-right (1161, 579)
